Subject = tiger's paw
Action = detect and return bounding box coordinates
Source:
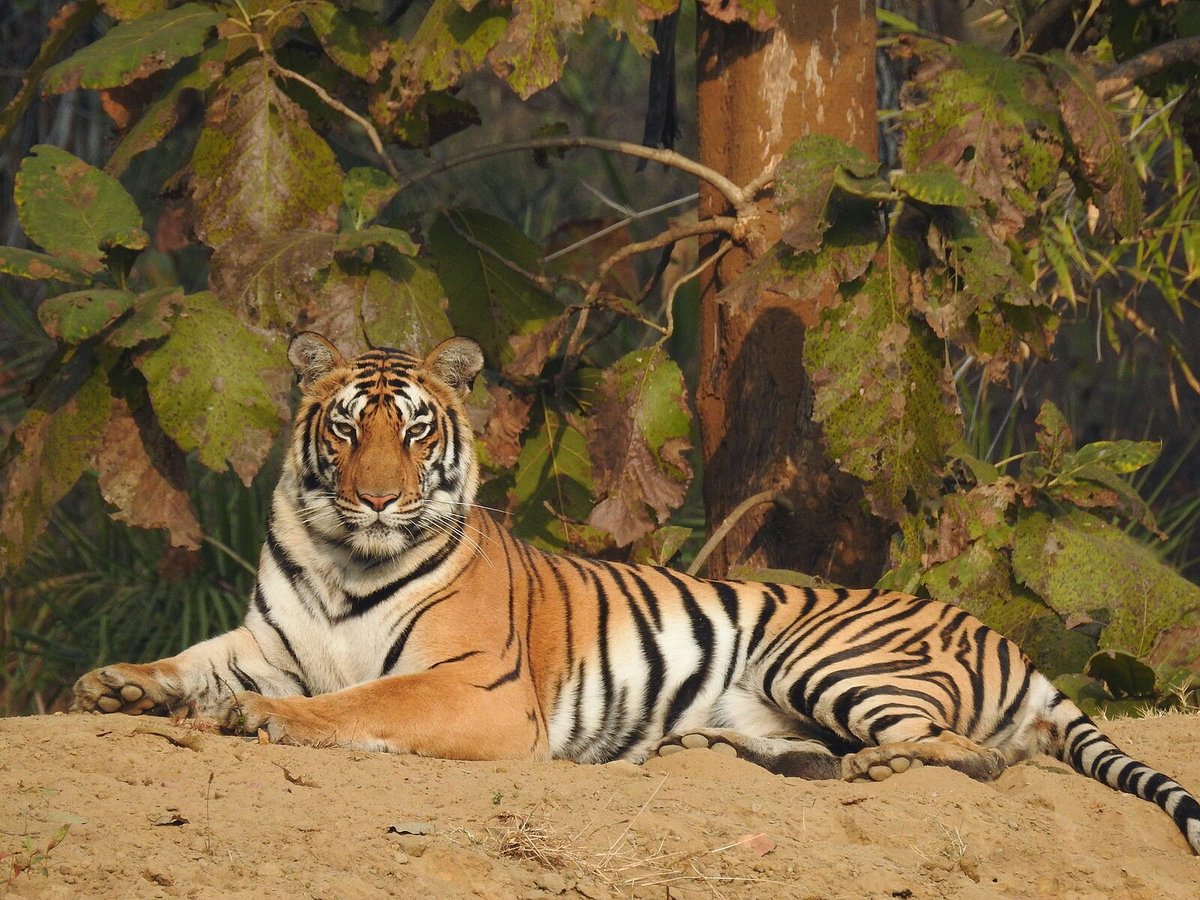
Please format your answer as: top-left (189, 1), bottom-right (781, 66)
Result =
top-left (217, 692), bottom-right (333, 747)
top-left (651, 730), bottom-right (741, 760)
top-left (841, 746), bottom-right (926, 783)
top-left (72, 664), bottom-right (184, 716)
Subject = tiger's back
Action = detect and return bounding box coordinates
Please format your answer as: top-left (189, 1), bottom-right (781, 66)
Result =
top-left (72, 332), bottom-right (1200, 855)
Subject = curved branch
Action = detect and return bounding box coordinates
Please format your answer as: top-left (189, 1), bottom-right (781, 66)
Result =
top-left (1097, 36), bottom-right (1200, 99)
top-left (686, 489), bottom-right (788, 577)
top-left (397, 137), bottom-right (756, 217)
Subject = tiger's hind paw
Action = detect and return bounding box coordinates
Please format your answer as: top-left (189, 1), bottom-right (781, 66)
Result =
top-left (841, 747), bottom-right (926, 783)
top-left (650, 729), bottom-right (841, 779)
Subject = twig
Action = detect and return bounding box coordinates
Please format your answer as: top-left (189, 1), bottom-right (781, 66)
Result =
top-left (583, 217), bottom-right (740, 305)
top-left (686, 489), bottom-right (787, 577)
top-left (656, 240), bottom-right (732, 346)
top-left (396, 137), bottom-right (758, 217)
top-left (442, 211), bottom-right (559, 291)
top-left (269, 62), bottom-right (401, 182)
top-left (1097, 36), bottom-right (1200, 99)
top-left (544, 193), bottom-right (699, 263)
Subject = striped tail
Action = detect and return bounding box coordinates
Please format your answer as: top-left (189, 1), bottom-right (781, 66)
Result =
top-left (1043, 690), bottom-right (1200, 854)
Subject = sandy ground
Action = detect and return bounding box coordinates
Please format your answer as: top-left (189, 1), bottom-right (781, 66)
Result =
top-left (2, 712), bottom-right (1199, 899)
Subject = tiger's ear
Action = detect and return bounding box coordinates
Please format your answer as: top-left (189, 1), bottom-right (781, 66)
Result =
top-left (289, 332), bottom-right (346, 390)
top-left (423, 337), bottom-right (484, 397)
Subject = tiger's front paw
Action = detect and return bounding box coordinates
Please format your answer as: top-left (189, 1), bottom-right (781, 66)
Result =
top-left (217, 692), bottom-right (333, 746)
top-left (72, 664), bottom-right (184, 716)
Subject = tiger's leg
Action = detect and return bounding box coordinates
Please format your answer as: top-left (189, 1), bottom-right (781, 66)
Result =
top-left (72, 626), bottom-right (300, 719)
top-left (842, 726), bottom-right (1008, 783)
top-left (216, 669), bottom-right (545, 760)
top-left (650, 730), bottom-right (842, 779)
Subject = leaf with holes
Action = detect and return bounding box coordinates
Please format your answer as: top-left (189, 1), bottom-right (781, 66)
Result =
top-left (135, 292), bottom-right (289, 483)
top-left (774, 134), bottom-right (880, 252)
top-left (586, 348), bottom-right (693, 546)
top-left (804, 251), bottom-right (962, 520)
top-left (428, 208), bottom-right (560, 367)
top-left (0, 365), bottom-right (111, 573)
top-left (42, 3), bottom-right (225, 94)
top-left (14, 145), bottom-right (148, 275)
top-left (393, 0), bottom-right (509, 106)
top-left (190, 59), bottom-right (343, 248)
top-left (107, 287), bottom-right (185, 348)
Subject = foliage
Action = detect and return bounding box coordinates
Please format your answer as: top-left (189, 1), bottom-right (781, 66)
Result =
top-left (0, 0), bottom-right (1198, 714)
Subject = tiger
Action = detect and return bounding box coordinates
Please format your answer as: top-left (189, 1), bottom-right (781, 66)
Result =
top-left (72, 330), bottom-right (1200, 854)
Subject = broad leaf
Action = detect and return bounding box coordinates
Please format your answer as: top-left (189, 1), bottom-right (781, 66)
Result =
top-left (1047, 53), bottom-right (1143, 238)
top-left (324, 258), bottom-right (454, 356)
top-left (805, 249), bottom-right (963, 520)
top-left (209, 231), bottom-right (339, 328)
top-left (106, 287), bottom-right (184, 348)
top-left (337, 226), bottom-right (418, 256)
top-left (511, 407), bottom-right (595, 551)
top-left (190, 59), bottom-right (343, 248)
top-left (14, 145), bottom-right (148, 275)
top-left (93, 400), bottom-right (202, 549)
top-left (135, 292), bottom-right (289, 483)
top-left (394, 0), bottom-right (508, 106)
top-left (893, 164), bottom-right (978, 207)
top-left (1085, 650), bottom-right (1157, 699)
top-left (105, 43), bottom-right (228, 178)
top-left (428, 209), bottom-right (560, 367)
top-left (42, 4), bottom-right (225, 94)
top-left (489, 0), bottom-right (588, 99)
top-left (0, 365), bottom-right (112, 573)
top-left (586, 348), bottom-right (693, 546)
top-left (775, 134), bottom-right (879, 252)
top-left (1012, 509), bottom-right (1200, 670)
top-left (304, 2), bottom-right (380, 81)
top-left (0, 246), bottom-right (90, 284)
top-left (343, 167), bottom-right (399, 228)
top-left (38, 288), bottom-right (136, 342)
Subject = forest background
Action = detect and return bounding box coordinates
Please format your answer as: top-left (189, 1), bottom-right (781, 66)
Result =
top-left (1, 0), bottom-right (1199, 719)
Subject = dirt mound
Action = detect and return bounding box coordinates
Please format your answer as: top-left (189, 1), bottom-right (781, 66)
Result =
top-left (3, 712), bottom-right (1199, 898)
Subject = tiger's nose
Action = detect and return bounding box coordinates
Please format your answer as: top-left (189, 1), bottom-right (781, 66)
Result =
top-left (358, 492), bottom-right (399, 512)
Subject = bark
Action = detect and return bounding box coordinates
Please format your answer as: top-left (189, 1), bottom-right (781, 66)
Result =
top-left (695, 0), bottom-right (890, 583)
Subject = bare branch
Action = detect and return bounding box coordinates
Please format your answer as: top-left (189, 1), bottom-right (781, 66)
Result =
top-left (270, 62), bottom-right (401, 182)
top-left (1097, 36), bottom-right (1200, 100)
top-left (397, 137), bottom-right (758, 217)
top-left (686, 489), bottom-right (788, 577)
top-left (583, 216), bottom-right (741, 305)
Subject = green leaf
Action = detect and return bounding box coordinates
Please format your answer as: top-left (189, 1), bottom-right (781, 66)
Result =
top-left (105, 42), bottom-right (228, 178)
top-left (1012, 509), bottom-right (1200, 666)
top-left (190, 59), bottom-right (343, 248)
top-left (337, 226), bottom-right (418, 256)
top-left (488, 0), bottom-right (582, 100)
top-left (511, 407), bottom-right (594, 552)
top-left (592, 0), bottom-right (679, 56)
top-left (1069, 440), bottom-right (1160, 474)
top-left (697, 0), bottom-right (776, 30)
top-left (585, 348), bottom-right (693, 545)
top-left (0, 246), bottom-right (90, 284)
top-left (1085, 650), bottom-right (1157, 699)
top-left (804, 248), bottom-right (963, 520)
top-left (775, 134), bottom-right (880, 252)
top-left (343, 167), bottom-right (400, 228)
top-left (37, 289), bottom-right (136, 342)
top-left (893, 165), bottom-right (979, 207)
top-left (427, 209), bottom-right (561, 367)
top-left (135, 292), bottom-right (289, 483)
top-left (209, 231), bottom-right (338, 328)
top-left (726, 566), bottom-right (829, 589)
top-left (14, 145), bottom-right (148, 275)
top-left (397, 0), bottom-right (509, 102)
top-left (42, 4), bottom-right (225, 94)
top-left (305, 2), bottom-right (377, 81)
top-left (328, 257), bottom-right (455, 355)
top-left (0, 365), bottom-right (112, 573)
top-left (630, 525), bottom-right (692, 567)
top-left (106, 287), bottom-right (184, 349)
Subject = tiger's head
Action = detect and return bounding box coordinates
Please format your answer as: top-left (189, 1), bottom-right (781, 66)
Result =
top-left (285, 331), bottom-right (484, 559)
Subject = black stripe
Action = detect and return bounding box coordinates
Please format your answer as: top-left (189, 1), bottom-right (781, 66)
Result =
top-left (430, 650), bottom-right (484, 669)
top-left (379, 593), bottom-right (455, 675)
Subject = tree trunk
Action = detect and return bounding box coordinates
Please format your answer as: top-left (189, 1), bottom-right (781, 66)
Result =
top-left (695, 1), bottom-right (890, 583)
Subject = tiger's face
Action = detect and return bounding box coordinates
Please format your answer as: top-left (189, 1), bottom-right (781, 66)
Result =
top-left (286, 332), bottom-right (484, 558)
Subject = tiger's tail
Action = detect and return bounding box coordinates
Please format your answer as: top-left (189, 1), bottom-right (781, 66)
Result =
top-left (1039, 683), bottom-right (1200, 854)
